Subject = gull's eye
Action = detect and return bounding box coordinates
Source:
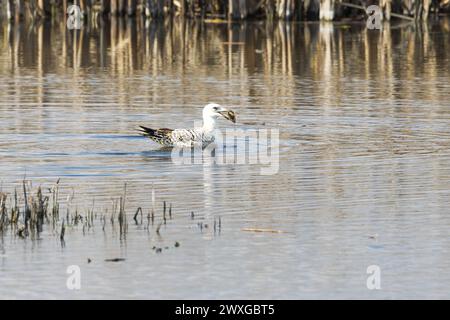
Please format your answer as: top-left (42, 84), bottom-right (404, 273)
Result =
top-left (213, 106), bottom-right (218, 111)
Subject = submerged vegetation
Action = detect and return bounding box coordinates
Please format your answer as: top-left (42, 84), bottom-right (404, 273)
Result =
top-left (0, 0), bottom-right (449, 22)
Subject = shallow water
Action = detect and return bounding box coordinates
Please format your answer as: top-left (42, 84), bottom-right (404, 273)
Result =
top-left (0, 18), bottom-right (450, 299)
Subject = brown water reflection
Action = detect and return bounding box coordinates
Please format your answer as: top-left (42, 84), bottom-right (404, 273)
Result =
top-left (0, 18), bottom-right (449, 299)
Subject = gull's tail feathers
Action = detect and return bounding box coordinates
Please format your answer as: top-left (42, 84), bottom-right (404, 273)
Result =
top-left (138, 125), bottom-right (156, 137)
top-left (138, 126), bottom-right (174, 146)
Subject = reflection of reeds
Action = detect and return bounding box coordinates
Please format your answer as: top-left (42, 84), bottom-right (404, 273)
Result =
top-left (0, 0), bottom-right (448, 21)
top-left (0, 16), bottom-right (449, 116)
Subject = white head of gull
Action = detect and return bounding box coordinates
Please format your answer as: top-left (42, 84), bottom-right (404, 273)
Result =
top-left (202, 103), bottom-right (236, 132)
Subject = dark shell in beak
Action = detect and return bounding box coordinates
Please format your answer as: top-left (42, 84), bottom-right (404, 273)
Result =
top-left (219, 110), bottom-right (236, 123)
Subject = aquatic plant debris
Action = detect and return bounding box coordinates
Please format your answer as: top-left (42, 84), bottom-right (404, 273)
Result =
top-left (105, 258), bottom-right (126, 262)
top-left (241, 228), bottom-right (286, 234)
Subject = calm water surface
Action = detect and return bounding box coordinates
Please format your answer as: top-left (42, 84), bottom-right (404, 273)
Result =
top-left (0, 18), bottom-right (450, 299)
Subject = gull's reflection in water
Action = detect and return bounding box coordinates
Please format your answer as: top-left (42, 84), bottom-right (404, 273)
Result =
top-left (201, 141), bottom-right (240, 216)
top-left (140, 148), bottom-right (174, 160)
top-left (202, 143), bottom-right (219, 219)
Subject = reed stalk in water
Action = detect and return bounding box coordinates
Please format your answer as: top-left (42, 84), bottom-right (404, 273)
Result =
top-left (118, 183), bottom-right (128, 239)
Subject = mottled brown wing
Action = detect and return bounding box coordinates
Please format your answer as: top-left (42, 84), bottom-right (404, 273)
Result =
top-left (138, 126), bottom-right (174, 146)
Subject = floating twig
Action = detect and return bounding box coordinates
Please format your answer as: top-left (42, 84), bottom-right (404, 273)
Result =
top-left (242, 228), bottom-right (286, 234)
top-left (105, 258), bottom-right (125, 262)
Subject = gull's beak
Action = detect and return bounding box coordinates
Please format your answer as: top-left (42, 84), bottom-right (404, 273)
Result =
top-left (218, 108), bottom-right (236, 123)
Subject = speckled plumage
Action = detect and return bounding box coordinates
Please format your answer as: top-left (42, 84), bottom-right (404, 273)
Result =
top-left (138, 103), bottom-right (236, 147)
top-left (138, 126), bottom-right (214, 147)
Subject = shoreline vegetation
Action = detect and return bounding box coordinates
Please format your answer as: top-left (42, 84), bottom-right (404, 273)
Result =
top-left (0, 0), bottom-right (449, 23)
top-left (0, 180), bottom-right (219, 249)
top-left (0, 180), bottom-right (131, 242)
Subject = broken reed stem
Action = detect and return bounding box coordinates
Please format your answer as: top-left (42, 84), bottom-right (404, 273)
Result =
top-left (60, 219), bottom-right (65, 241)
top-left (163, 200), bottom-right (166, 224)
top-left (60, 219), bottom-right (66, 247)
top-left (118, 183), bottom-right (128, 239)
top-left (134, 207), bottom-right (143, 224)
top-left (156, 221), bottom-right (162, 235)
top-left (12, 188), bottom-right (19, 225)
top-left (51, 179), bottom-right (60, 228)
top-left (31, 186), bottom-right (47, 234)
top-left (0, 193), bottom-right (7, 233)
top-left (23, 180), bottom-right (30, 235)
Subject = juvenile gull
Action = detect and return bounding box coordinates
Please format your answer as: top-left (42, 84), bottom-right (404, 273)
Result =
top-left (138, 103), bottom-right (236, 147)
